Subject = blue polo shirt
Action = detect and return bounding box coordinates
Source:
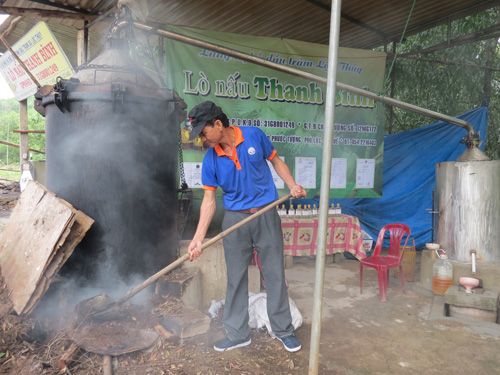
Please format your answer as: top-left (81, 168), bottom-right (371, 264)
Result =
top-left (202, 126), bottom-right (278, 211)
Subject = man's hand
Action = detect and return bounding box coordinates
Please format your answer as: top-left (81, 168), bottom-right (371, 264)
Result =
top-left (188, 240), bottom-right (203, 261)
top-left (291, 185), bottom-right (307, 199)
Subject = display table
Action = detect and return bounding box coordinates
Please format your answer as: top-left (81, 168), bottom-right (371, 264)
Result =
top-left (281, 215), bottom-right (367, 260)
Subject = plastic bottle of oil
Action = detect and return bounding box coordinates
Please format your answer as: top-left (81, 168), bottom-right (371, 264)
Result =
top-left (432, 249), bottom-right (453, 295)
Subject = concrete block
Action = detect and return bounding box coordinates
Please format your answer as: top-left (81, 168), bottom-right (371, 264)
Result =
top-left (178, 240), bottom-right (260, 310)
top-left (248, 265), bottom-right (261, 294)
top-left (448, 305), bottom-right (497, 323)
top-left (156, 297), bottom-right (211, 339)
top-left (156, 267), bottom-right (203, 311)
top-left (444, 285), bottom-right (499, 312)
top-left (326, 253), bottom-right (343, 264)
top-left (418, 250), bottom-right (500, 294)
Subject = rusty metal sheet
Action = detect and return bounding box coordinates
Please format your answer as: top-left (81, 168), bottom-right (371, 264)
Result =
top-left (1, 0), bottom-right (498, 65)
top-left (73, 323), bottom-right (159, 356)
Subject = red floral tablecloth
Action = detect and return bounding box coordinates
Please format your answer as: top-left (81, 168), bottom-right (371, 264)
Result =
top-left (281, 215), bottom-right (366, 260)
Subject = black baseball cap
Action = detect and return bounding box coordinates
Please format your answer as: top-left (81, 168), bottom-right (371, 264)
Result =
top-left (187, 101), bottom-right (224, 140)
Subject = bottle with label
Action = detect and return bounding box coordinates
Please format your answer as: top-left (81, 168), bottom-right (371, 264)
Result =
top-left (302, 204), bottom-right (311, 218)
top-left (281, 204), bottom-right (287, 216)
top-left (336, 203), bottom-right (342, 215)
top-left (312, 204), bottom-right (318, 217)
top-left (296, 204), bottom-right (303, 217)
top-left (288, 204), bottom-right (296, 218)
top-left (328, 203), bottom-right (335, 216)
top-left (432, 249), bottom-right (453, 295)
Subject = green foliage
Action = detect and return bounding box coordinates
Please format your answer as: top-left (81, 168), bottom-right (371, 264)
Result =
top-left (0, 168), bottom-right (20, 181)
top-left (27, 106), bottom-right (46, 161)
top-left (0, 97), bottom-right (46, 165)
top-left (381, 8), bottom-right (500, 160)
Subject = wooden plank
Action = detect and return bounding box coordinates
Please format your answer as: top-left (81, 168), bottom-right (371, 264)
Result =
top-left (21, 224), bottom-right (75, 315)
top-left (23, 211), bottom-right (94, 315)
top-left (0, 180), bottom-right (93, 315)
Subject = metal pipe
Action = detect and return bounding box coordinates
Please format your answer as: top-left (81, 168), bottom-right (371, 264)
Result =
top-left (308, 0), bottom-right (342, 373)
top-left (114, 20), bottom-right (477, 138)
top-left (470, 249), bottom-right (477, 274)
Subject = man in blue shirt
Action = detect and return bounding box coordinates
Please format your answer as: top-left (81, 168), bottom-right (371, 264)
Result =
top-left (187, 101), bottom-right (306, 353)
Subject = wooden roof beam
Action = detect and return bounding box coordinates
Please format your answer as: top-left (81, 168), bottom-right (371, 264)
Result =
top-left (27, 0), bottom-right (93, 15)
top-left (0, 7), bottom-right (97, 22)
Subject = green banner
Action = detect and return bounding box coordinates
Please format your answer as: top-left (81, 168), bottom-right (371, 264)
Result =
top-left (165, 26), bottom-right (386, 198)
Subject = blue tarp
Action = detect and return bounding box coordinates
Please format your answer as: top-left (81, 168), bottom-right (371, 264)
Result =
top-left (298, 107), bottom-right (489, 250)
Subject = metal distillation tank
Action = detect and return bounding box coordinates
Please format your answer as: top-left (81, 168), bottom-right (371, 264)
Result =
top-left (36, 36), bottom-right (186, 283)
top-left (436, 153), bottom-right (500, 263)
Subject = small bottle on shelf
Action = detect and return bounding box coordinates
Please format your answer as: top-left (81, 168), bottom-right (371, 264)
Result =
top-left (312, 204), bottom-right (318, 217)
top-left (296, 204), bottom-right (303, 217)
top-left (288, 204), bottom-right (296, 218)
top-left (304, 204), bottom-right (312, 218)
top-left (336, 203), bottom-right (341, 215)
top-left (328, 203), bottom-right (335, 216)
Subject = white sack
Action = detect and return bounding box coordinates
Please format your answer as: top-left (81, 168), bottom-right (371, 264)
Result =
top-left (248, 292), bottom-right (303, 337)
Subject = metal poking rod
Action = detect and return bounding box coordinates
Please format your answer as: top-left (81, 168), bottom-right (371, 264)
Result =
top-left (114, 20), bottom-right (477, 138)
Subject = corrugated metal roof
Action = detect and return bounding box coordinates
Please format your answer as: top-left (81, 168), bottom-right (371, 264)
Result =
top-left (1, 0), bottom-right (499, 69)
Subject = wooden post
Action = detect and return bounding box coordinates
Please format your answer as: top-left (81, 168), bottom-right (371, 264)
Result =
top-left (387, 41), bottom-right (397, 135)
top-left (158, 36), bottom-right (165, 73)
top-left (481, 39), bottom-right (495, 106)
top-left (77, 22), bottom-right (89, 67)
top-left (19, 99), bottom-right (29, 164)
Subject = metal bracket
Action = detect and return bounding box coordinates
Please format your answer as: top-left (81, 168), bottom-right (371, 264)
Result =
top-left (52, 77), bottom-right (80, 113)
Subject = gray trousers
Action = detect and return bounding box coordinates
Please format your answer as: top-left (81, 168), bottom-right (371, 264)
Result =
top-left (221, 208), bottom-right (294, 341)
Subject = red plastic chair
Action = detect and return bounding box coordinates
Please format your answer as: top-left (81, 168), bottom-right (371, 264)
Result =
top-left (360, 223), bottom-right (411, 302)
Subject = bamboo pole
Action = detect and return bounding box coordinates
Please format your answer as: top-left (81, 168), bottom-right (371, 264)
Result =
top-left (0, 140), bottom-right (45, 155)
top-left (12, 130), bottom-right (45, 134)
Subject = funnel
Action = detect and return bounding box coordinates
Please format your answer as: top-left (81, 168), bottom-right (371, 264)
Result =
top-left (459, 277), bottom-right (480, 293)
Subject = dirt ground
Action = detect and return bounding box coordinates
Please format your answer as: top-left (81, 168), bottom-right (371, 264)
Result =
top-left (287, 256), bottom-right (500, 375)
top-left (1, 183), bottom-right (500, 375)
top-left (0, 275), bottom-right (337, 375)
top-left (0, 184), bottom-right (336, 375)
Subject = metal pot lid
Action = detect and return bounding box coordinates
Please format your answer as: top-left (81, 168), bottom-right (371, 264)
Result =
top-left (72, 322), bottom-right (159, 356)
